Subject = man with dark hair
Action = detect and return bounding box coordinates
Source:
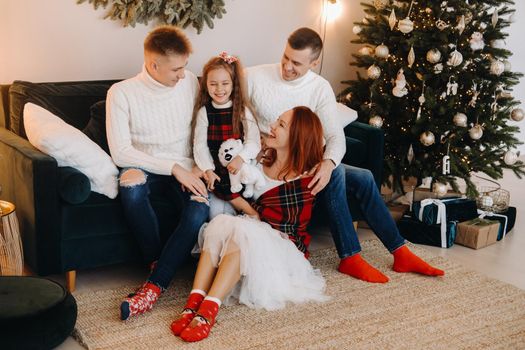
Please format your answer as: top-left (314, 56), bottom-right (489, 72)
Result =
top-left (107, 25), bottom-right (209, 320)
top-left (246, 27), bottom-right (444, 284)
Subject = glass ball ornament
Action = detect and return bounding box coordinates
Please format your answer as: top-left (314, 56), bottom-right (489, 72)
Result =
top-left (432, 182), bottom-right (448, 197)
top-left (490, 60), bottom-right (505, 76)
top-left (447, 50), bottom-right (463, 67)
top-left (453, 113), bottom-right (468, 127)
top-left (480, 195), bottom-right (494, 208)
top-left (358, 46), bottom-right (374, 56)
top-left (511, 108), bottom-right (524, 122)
top-left (353, 25), bottom-right (362, 35)
top-left (426, 49), bottom-right (442, 63)
top-left (369, 116), bottom-right (384, 128)
top-left (504, 150), bottom-right (518, 165)
top-left (367, 65), bottom-right (382, 79)
top-left (469, 124), bottom-right (484, 140)
top-left (375, 44), bottom-right (389, 59)
top-left (398, 17), bottom-right (414, 33)
top-left (420, 131), bottom-right (435, 146)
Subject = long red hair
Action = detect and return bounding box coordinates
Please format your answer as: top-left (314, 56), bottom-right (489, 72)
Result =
top-left (264, 106), bottom-right (324, 180)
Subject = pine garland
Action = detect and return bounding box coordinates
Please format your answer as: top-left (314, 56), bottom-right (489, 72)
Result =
top-left (78, 0), bottom-right (226, 34)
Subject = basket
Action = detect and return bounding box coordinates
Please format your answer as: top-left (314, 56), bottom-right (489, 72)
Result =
top-left (476, 186), bottom-right (510, 213)
top-left (0, 200), bottom-right (24, 275)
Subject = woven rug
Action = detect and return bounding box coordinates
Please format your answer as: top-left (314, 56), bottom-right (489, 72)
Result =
top-left (73, 240), bottom-right (525, 350)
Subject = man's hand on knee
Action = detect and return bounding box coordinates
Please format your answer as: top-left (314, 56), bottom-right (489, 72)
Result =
top-left (307, 159), bottom-right (336, 195)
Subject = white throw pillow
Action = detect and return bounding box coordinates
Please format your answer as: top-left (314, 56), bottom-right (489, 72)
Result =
top-left (337, 102), bottom-right (358, 128)
top-left (23, 103), bottom-right (118, 199)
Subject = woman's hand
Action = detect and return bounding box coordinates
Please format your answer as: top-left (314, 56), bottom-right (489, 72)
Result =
top-left (227, 156), bottom-right (244, 175)
top-left (205, 170), bottom-right (221, 190)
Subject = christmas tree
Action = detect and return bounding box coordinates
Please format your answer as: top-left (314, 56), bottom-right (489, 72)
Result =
top-left (340, 0), bottom-right (525, 197)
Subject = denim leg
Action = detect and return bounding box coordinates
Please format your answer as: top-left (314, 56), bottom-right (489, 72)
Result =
top-left (118, 169), bottom-right (161, 264)
top-left (344, 164), bottom-right (405, 253)
top-left (317, 165), bottom-right (362, 259)
top-left (149, 189), bottom-right (210, 289)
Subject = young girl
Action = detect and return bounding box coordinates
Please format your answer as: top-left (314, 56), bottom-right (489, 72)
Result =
top-left (192, 52), bottom-right (261, 219)
top-left (172, 107), bottom-right (329, 342)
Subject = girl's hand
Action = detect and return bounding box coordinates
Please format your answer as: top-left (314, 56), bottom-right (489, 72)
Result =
top-left (205, 170), bottom-right (221, 190)
top-left (227, 156), bottom-right (244, 175)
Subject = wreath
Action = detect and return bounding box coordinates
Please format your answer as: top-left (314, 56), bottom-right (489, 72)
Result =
top-left (78, 0), bottom-right (227, 34)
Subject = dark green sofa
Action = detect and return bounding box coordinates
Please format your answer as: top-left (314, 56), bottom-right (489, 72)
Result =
top-left (0, 80), bottom-right (383, 290)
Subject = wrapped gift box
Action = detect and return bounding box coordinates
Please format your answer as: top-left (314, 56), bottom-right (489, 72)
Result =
top-left (413, 188), bottom-right (463, 202)
top-left (477, 206), bottom-right (516, 240)
top-left (456, 219), bottom-right (500, 249)
top-left (397, 215), bottom-right (457, 248)
top-left (412, 198), bottom-right (478, 226)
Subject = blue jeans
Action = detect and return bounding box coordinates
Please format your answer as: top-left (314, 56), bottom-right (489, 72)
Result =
top-left (119, 169), bottom-right (209, 289)
top-left (317, 164), bottom-right (405, 258)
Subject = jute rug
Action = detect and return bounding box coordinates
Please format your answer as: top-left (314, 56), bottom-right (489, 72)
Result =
top-left (73, 240), bottom-right (525, 350)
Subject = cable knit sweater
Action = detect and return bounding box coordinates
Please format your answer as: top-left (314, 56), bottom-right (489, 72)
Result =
top-left (245, 63), bottom-right (346, 166)
top-left (106, 66), bottom-right (198, 175)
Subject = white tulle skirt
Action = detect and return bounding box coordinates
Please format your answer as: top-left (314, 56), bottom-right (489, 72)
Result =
top-left (200, 214), bottom-right (329, 311)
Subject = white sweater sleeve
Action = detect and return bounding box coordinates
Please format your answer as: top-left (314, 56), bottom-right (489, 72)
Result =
top-left (238, 107), bottom-right (261, 162)
top-left (316, 84), bottom-right (347, 166)
top-left (193, 107), bottom-right (215, 171)
top-left (106, 86), bottom-right (175, 175)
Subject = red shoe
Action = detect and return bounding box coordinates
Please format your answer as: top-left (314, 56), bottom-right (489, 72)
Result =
top-left (120, 282), bottom-right (161, 320)
top-left (171, 292), bottom-right (205, 336)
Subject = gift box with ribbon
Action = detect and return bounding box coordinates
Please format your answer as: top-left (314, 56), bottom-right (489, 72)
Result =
top-left (397, 215), bottom-right (457, 248)
top-left (455, 218), bottom-right (500, 249)
top-left (477, 206), bottom-right (516, 240)
top-left (412, 198), bottom-right (478, 226)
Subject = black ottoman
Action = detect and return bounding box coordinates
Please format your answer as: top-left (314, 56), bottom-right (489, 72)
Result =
top-left (0, 276), bottom-right (77, 350)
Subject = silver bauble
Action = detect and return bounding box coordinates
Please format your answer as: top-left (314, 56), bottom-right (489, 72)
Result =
top-left (453, 112), bottom-right (468, 127)
top-left (504, 150), bottom-right (518, 165)
top-left (480, 195), bottom-right (494, 208)
top-left (469, 124), bottom-right (484, 140)
top-left (352, 25), bottom-right (362, 35)
top-left (447, 50), bottom-right (463, 67)
top-left (358, 46), bottom-right (374, 56)
top-left (490, 60), bottom-right (505, 76)
top-left (373, 0), bottom-right (389, 10)
top-left (420, 131), bottom-right (435, 146)
top-left (369, 116), bottom-right (384, 128)
top-left (407, 46), bottom-right (415, 68)
top-left (511, 108), bottom-right (525, 122)
top-left (432, 182), bottom-right (448, 197)
top-left (375, 44), bottom-right (390, 59)
top-left (398, 17), bottom-right (414, 33)
top-left (426, 48), bottom-right (442, 63)
top-left (367, 65), bottom-right (381, 79)
top-left (434, 63), bottom-right (444, 74)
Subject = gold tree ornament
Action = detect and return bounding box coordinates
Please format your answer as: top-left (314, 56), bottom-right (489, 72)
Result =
top-left (511, 108), bottom-right (524, 121)
top-left (77, 0), bottom-right (227, 34)
top-left (420, 131), bottom-right (435, 146)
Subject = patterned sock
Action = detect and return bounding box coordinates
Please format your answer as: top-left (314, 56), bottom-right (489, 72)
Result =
top-left (171, 289), bottom-right (206, 336)
top-left (180, 297), bottom-right (221, 342)
top-left (393, 245), bottom-right (445, 276)
top-left (126, 261), bottom-right (158, 298)
top-left (120, 282), bottom-right (161, 320)
top-left (338, 253), bottom-right (389, 283)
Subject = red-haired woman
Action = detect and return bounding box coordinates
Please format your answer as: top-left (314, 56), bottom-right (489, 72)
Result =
top-left (171, 106), bottom-right (329, 342)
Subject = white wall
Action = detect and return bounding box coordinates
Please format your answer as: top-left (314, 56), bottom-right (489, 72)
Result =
top-left (0, 0), bottom-right (522, 153)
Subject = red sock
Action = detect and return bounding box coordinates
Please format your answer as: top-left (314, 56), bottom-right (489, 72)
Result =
top-left (180, 298), bottom-right (220, 342)
top-left (120, 282), bottom-right (161, 320)
top-left (393, 245), bottom-right (444, 276)
top-left (338, 254), bottom-right (389, 283)
top-left (171, 290), bottom-right (205, 336)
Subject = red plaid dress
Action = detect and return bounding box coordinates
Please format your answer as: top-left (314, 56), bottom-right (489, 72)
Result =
top-left (251, 176), bottom-right (315, 257)
top-left (206, 102), bottom-right (243, 201)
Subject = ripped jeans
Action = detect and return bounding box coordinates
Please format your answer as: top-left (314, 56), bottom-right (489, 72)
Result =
top-left (118, 168), bottom-right (209, 289)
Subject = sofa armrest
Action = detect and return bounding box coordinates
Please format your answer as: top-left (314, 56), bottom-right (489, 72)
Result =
top-left (343, 121), bottom-right (384, 188)
top-left (0, 128), bottom-right (61, 275)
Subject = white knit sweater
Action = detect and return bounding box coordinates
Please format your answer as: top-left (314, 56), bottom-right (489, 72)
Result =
top-left (106, 66), bottom-right (198, 175)
top-left (193, 100), bottom-right (261, 172)
top-left (245, 63), bottom-right (346, 166)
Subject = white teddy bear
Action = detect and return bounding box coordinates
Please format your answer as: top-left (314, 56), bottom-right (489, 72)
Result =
top-left (218, 139), bottom-right (266, 198)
